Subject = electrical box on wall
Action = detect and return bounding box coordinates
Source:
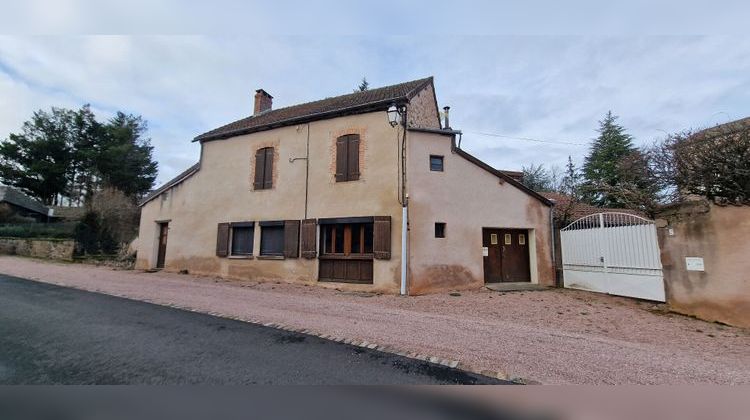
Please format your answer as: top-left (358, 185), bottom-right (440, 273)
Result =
top-left (685, 257), bottom-right (705, 272)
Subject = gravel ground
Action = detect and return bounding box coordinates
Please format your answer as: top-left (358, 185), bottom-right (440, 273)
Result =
top-left (1, 256), bottom-right (748, 384)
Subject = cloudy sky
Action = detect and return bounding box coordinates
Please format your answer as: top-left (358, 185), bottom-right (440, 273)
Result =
top-left (2, 1), bottom-right (749, 185)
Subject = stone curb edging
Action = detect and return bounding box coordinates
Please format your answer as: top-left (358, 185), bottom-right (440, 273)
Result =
top-left (25, 281), bottom-right (540, 385)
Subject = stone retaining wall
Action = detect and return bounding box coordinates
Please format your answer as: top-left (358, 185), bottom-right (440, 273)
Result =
top-left (0, 237), bottom-right (75, 261)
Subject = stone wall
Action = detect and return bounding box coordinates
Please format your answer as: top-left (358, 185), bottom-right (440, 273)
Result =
top-left (0, 237), bottom-right (75, 261)
top-left (656, 200), bottom-right (750, 328)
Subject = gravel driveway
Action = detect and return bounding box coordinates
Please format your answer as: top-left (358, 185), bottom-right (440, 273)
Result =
top-left (1, 256), bottom-right (748, 384)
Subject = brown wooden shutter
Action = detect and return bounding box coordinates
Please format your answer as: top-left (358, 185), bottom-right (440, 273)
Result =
top-left (335, 137), bottom-right (347, 182)
top-left (263, 147), bottom-right (274, 189)
top-left (300, 218), bottom-right (317, 259)
top-left (373, 216), bottom-right (391, 260)
top-left (254, 148), bottom-right (265, 190)
top-left (283, 220), bottom-right (300, 258)
top-left (347, 135), bottom-right (360, 181)
top-left (216, 223), bottom-right (230, 257)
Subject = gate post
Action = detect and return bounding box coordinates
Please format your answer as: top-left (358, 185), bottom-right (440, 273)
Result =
top-left (598, 213), bottom-right (608, 273)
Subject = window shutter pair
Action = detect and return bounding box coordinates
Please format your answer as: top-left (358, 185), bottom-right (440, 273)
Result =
top-left (335, 135), bottom-right (360, 182)
top-left (216, 222), bottom-right (230, 257)
top-left (373, 216), bottom-right (391, 260)
top-left (283, 220), bottom-right (300, 258)
top-left (300, 219), bottom-right (317, 259)
top-left (254, 147), bottom-right (274, 189)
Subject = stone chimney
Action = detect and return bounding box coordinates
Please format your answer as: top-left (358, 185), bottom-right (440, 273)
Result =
top-left (254, 89), bottom-right (273, 115)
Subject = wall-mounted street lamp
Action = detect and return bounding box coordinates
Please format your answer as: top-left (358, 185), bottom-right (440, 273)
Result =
top-left (387, 104), bottom-right (404, 127)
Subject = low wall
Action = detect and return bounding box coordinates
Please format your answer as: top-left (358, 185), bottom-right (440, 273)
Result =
top-left (656, 200), bottom-right (750, 328)
top-left (0, 237), bottom-right (75, 261)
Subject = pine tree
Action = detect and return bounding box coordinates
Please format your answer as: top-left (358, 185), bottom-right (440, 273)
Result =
top-left (561, 156), bottom-right (581, 197)
top-left (582, 111), bottom-right (637, 207)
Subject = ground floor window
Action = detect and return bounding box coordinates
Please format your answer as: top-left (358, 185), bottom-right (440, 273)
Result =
top-left (230, 224), bottom-right (254, 256)
top-left (260, 222), bottom-right (285, 256)
top-left (318, 217), bottom-right (375, 284)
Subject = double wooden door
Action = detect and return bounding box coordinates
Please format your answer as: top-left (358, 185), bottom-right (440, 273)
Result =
top-left (482, 228), bottom-right (531, 283)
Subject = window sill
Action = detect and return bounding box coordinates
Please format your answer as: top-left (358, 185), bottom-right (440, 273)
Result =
top-left (228, 255), bottom-right (254, 259)
top-left (257, 255), bottom-right (285, 260)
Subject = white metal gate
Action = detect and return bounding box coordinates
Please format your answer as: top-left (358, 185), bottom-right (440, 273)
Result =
top-left (560, 212), bottom-right (665, 302)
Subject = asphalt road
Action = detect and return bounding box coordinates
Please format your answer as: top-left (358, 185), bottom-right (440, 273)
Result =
top-left (0, 274), bottom-right (506, 385)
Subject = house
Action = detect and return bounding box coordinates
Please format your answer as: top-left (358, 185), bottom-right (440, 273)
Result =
top-left (0, 186), bottom-right (51, 223)
top-left (136, 77), bottom-right (555, 294)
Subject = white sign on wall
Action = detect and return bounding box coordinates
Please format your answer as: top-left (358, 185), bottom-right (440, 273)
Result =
top-left (482, 247), bottom-right (489, 257)
top-left (685, 257), bottom-right (705, 272)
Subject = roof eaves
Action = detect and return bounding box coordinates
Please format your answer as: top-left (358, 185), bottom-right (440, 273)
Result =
top-left (139, 163), bottom-right (200, 207)
top-left (194, 97), bottom-right (407, 143)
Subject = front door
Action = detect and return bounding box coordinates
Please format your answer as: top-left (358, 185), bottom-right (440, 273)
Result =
top-left (156, 222), bottom-right (168, 269)
top-left (483, 228), bottom-right (531, 283)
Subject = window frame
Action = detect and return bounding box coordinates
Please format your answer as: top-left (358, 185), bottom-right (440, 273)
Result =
top-left (429, 155), bottom-right (444, 172)
top-left (259, 221), bottom-right (285, 257)
top-left (229, 223), bottom-right (255, 257)
top-left (254, 147), bottom-right (274, 190)
top-left (319, 222), bottom-right (374, 259)
top-left (434, 222), bottom-right (446, 238)
top-left (335, 134), bottom-right (360, 182)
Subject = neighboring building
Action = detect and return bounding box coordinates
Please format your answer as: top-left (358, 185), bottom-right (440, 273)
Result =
top-left (0, 186), bottom-right (51, 222)
top-left (540, 192), bottom-right (645, 225)
top-left (136, 77), bottom-right (554, 294)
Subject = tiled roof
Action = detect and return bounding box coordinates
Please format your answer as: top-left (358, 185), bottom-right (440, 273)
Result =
top-left (0, 186), bottom-right (49, 215)
top-left (194, 77), bottom-right (434, 142)
top-left (540, 192), bottom-right (646, 222)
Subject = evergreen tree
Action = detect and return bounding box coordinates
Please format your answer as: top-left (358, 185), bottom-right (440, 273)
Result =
top-left (582, 111), bottom-right (637, 207)
top-left (560, 156), bottom-right (581, 197)
top-left (0, 108), bottom-right (76, 205)
top-left (98, 112), bottom-right (158, 198)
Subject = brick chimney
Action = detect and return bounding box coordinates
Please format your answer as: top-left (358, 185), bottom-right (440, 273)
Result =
top-left (254, 89), bottom-right (273, 115)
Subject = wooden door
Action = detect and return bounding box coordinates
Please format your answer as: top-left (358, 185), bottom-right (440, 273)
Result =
top-left (156, 223), bottom-right (168, 269)
top-left (483, 228), bottom-right (531, 283)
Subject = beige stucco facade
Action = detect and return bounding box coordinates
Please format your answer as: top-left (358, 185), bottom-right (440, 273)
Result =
top-left (406, 131), bottom-right (555, 294)
top-left (136, 81), bottom-right (553, 294)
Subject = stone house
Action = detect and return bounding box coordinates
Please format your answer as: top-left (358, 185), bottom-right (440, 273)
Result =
top-left (136, 77), bottom-right (554, 294)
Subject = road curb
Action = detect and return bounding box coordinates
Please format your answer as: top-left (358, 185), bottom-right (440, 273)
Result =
top-left (152, 300), bottom-right (538, 384)
top-left (15, 279), bottom-right (539, 385)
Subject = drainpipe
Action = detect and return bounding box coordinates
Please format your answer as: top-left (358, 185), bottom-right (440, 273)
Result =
top-left (400, 107), bottom-right (408, 296)
top-left (549, 204), bottom-right (557, 286)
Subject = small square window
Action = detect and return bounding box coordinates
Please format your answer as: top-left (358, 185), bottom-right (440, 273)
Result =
top-left (434, 222), bottom-right (446, 238)
top-left (504, 233), bottom-right (512, 245)
top-left (429, 155), bottom-right (444, 172)
top-left (518, 234), bottom-right (526, 245)
top-left (490, 233), bottom-right (498, 245)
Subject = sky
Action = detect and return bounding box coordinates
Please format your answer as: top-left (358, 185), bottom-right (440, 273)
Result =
top-left (1, 1), bottom-right (750, 185)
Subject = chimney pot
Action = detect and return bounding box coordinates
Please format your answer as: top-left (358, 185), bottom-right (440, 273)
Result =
top-left (254, 89), bottom-right (273, 115)
top-left (442, 106), bottom-right (451, 129)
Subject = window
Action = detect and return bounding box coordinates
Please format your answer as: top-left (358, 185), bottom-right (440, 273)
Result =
top-left (335, 134), bottom-right (360, 182)
top-left (430, 155), bottom-right (444, 172)
top-left (254, 147), bottom-right (274, 190)
top-left (504, 233), bottom-right (512, 245)
top-left (260, 222), bottom-right (285, 256)
top-left (321, 222), bottom-right (373, 256)
top-left (230, 224), bottom-right (254, 256)
top-left (434, 222), bottom-right (446, 238)
top-left (518, 233), bottom-right (526, 245)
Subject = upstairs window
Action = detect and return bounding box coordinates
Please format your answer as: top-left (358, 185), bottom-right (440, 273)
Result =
top-left (335, 134), bottom-right (360, 182)
top-left (430, 155), bottom-right (444, 172)
top-left (254, 147), bottom-right (274, 190)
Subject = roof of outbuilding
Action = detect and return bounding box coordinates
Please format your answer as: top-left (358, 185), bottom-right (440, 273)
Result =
top-left (139, 162), bottom-right (200, 206)
top-left (540, 191), bottom-right (646, 222)
top-left (0, 186), bottom-right (49, 215)
top-left (194, 77), bottom-right (434, 142)
top-left (692, 116), bottom-right (750, 140)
